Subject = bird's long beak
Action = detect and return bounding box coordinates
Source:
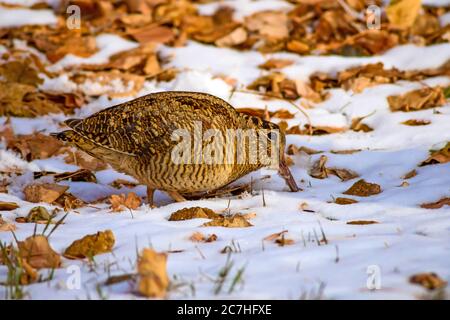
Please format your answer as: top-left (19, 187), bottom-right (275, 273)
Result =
top-left (278, 157), bottom-right (300, 192)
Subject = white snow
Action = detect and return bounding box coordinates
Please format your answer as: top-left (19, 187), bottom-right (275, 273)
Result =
top-left (0, 7), bottom-right (57, 28)
top-left (0, 2), bottom-right (450, 301)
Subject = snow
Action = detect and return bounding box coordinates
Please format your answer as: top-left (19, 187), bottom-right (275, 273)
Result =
top-left (1, 3), bottom-right (450, 300)
top-left (0, 7), bottom-right (57, 28)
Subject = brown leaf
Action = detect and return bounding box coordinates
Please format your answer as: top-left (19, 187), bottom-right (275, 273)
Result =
top-left (401, 119), bottom-right (431, 126)
top-left (335, 197), bottom-right (358, 205)
top-left (420, 198), bottom-right (450, 209)
top-left (346, 220), bottom-right (379, 225)
top-left (0, 61), bottom-right (43, 86)
top-left (215, 27), bottom-right (248, 47)
top-left (137, 248), bottom-right (169, 298)
top-left (16, 206), bottom-right (54, 224)
top-left (287, 144), bottom-right (322, 155)
top-left (386, 0), bottom-right (422, 29)
top-left (169, 207), bottom-right (218, 221)
top-left (245, 11), bottom-right (289, 40)
top-left (409, 272), bottom-right (447, 290)
top-left (0, 201), bottom-right (19, 211)
top-left (259, 59), bottom-right (294, 70)
top-left (189, 232), bottom-right (217, 243)
top-left (7, 133), bottom-right (63, 160)
top-left (24, 183), bottom-right (69, 203)
top-left (351, 116), bottom-right (373, 132)
top-left (295, 80), bottom-right (324, 102)
top-left (18, 235), bottom-right (61, 269)
top-left (343, 179), bottom-right (381, 197)
top-left (109, 192), bottom-right (142, 212)
top-left (127, 25), bottom-right (175, 44)
top-left (110, 179), bottom-right (138, 189)
top-left (64, 230), bottom-right (115, 259)
top-left (420, 142), bottom-right (450, 166)
top-left (275, 234), bottom-right (295, 246)
top-left (53, 193), bottom-right (85, 211)
top-left (309, 155), bottom-right (359, 181)
top-left (402, 169), bottom-right (417, 179)
top-left (202, 215), bottom-right (253, 228)
top-left (327, 167), bottom-right (359, 182)
top-left (264, 230), bottom-right (288, 241)
top-left (388, 87), bottom-right (446, 112)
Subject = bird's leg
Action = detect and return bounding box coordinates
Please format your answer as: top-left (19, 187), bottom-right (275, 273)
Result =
top-left (167, 190), bottom-right (187, 202)
top-left (146, 187), bottom-right (156, 208)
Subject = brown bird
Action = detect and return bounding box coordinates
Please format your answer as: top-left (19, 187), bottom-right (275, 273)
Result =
top-left (52, 91), bottom-right (299, 206)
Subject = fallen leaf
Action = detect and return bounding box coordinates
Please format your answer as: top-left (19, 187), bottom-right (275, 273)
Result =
top-left (189, 232), bottom-right (217, 243)
top-left (8, 133), bottom-right (63, 161)
top-left (18, 235), bottom-right (61, 269)
top-left (137, 248), bottom-right (169, 298)
top-left (16, 206), bottom-right (54, 224)
top-left (0, 201), bottom-right (19, 211)
top-left (127, 25), bottom-right (175, 44)
top-left (343, 179), bottom-right (381, 197)
top-left (386, 0), bottom-right (422, 29)
top-left (110, 179), bottom-right (139, 189)
top-left (295, 80), bottom-right (324, 102)
top-left (287, 144), bottom-right (322, 155)
top-left (409, 272), bottom-right (447, 290)
top-left (53, 193), bottom-right (85, 211)
top-left (346, 220), bottom-right (379, 225)
top-left (245, 11), bottom-right (289, 40)
top-left (0, 60), bottom-right (43, 86)
top-left (23, 183), bottom-right (69, 203)
top-left (420, 142), bottom-right (450, 166)
top-left (309, 155), bottom-right (359, 181)
top-left (109, 192), bottom-right (142, 212)
top-left (202, 215), bottom-right (253, 228)
top-left (387, 87), bottom-right (446, 112)
top-left (168, 207), bottom-right (218, 221)
top-left (351, 116), bottom-right (374, 132)
top-left (401, 119), bottom-right (431, 126)
top-left (64, 230), bottom-right (115, 259)
top-left (264, 230), bottom-right (288, 241)
top-left (420, 198), bottom-right (450, 209)
top-left (275, 234), bottom-right (295, 246)
top-left (215, 27), bottom-right (247, 47)
top-left (403, 169), bottom-right (417, 179)
top-left (259, 59), bottom-right (294, 70)
top-left (335, 197), bottom-right (358, 205)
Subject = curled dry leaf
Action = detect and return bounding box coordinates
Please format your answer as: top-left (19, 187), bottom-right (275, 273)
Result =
top-left (23, 183), bottom-right (69, 203)
top-left (0, 201), bottom-right (19, 211)
top-left (287, 144), bottom-right (322, 155)
top-left (387, 87), bottom-right (446, 112)
top-left (54, 169), bottom-right (97, 183)
top-left (401, 119), bottom-right (431, 126)
top-left (402, 169), bottom-right (417, 179)
top-left (309, 155), bottom-right (359, 181)
top-left (409, 272), bottom-right (447, 290)
top-left (53, 193), bottom-right (85, 211)
top-left (202, 215), bottom-right (253, 228)
top-left (189, 232), bottom-right (218, 243)
top-left (346, 220), bottom-right (379, 225)
top-left (18, 235), bottom-right (61, 269)
top-left (420, 197), bottom-right (450, 209)
top-left (109, 192), bottom-right (142, 212)
top-left (215, 27), bottom-right (248, 47)
top-left (351, 116), bottom-right (374, 132)
top-left (8, 133), bottom-right (64, 161)
top-left (137, 248), bottom-right (169, 298)
top-left (335, 197), bottom-right (358, 205)
top-left (420, 142), bottom-right (450, 166)
top-left (64, 230), bottom-right (115, 259)
top-left (110, 179), bottom-right (139, 189)
top-left (169, 207), bottom-right (218, 221)
top-left (343, 179), bottom-right (381, 197)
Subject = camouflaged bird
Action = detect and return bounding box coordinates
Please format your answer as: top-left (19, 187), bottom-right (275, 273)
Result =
top-left (52, 91), bottom-right (299, 206)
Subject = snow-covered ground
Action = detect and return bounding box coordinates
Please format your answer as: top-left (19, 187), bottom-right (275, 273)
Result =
top-left (0, 1), bottom-right (450, 300)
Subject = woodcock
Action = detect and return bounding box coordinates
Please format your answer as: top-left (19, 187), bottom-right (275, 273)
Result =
top-left (52, 91), bottom-right (299, 206)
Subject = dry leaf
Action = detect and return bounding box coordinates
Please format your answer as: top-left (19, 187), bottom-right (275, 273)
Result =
top-left (128, 25), bottom-right (175, 44)
top-left (351, 116), bottom-right (374, 132)
top-left (137, 248), bottom-right (169, 298)
top-left (386, 0), bottom-right (422, 29)
top-left (420, 198), bottom-right (450, 209)
top-left (215, 27), bottom-right (247, 47)
top-left (23, 183), bottom-right (69, 203)
top-left (53, 193), bottom-right (85, 211)
top-left (335, 197), bottom-right (358, 205)
top-left (347, 220), bottom-right (379, 225)
top-left (295, 80), bottom-right (324, 102)
top-left (189, 232), bottom-right (217, 243)
top-left (202, 215), bottom-right (253, 228)
top-left (110, 179), bottom-right (139, 189)
top-left (16, 206), bottom-right (54, 224)
top-left (0, 201), bottom-right (19, 211)
top-left (388, 87), bottom-right (446, 112)
top-left (401, 119), bottom-right (431, 126)
top-left (343, 179), bottom-right (381, 197)
top-left (259, 59), bottom-right (294, 70)
top-left (245, 11), bottom-right (289, 40)
top-left (420, 142), bottom-right (450, 166)
top-left (64, 230), bottom-right (115, 259)
top-left (169, 207), bottom-right (218, 221)
top-left (409, 272), bottom-right (447, 290)
top-left (54, 169), bottom-right (97, 183)
top-left (18, 235), bottom-right (61, 269)
top-left (287, 144), bottom-right (322, 155)
top-left (109, 192), bottom-right (142, 212)
top-left (8, 133), bottom-right (63, 160)
top-left (403, 169), bottom-right (417, 179)
top-left (309, 155), bottom-right (359, 181)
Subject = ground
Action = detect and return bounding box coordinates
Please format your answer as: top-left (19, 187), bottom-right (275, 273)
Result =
top-left (0, 0), bottom-right (449, 300)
